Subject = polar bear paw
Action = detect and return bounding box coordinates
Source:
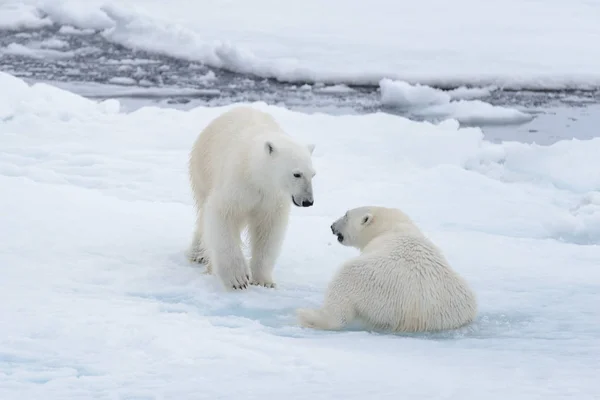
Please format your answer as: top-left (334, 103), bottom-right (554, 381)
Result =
top-left (250, 279), bottom-right (277, 289)
top-left (249, 271), bottom-right (276, 289)
top-left (187, 246), bottom-right (209, 265)
top-left (189, 254), bottom-right (208, 264)
top-left (220, 264), bottom-right (251, 290)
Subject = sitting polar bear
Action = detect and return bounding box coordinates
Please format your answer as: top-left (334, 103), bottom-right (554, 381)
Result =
top-left (297, 206), bottom-right (477, 332)
top-left (188, 106), bottom-right (316, 290)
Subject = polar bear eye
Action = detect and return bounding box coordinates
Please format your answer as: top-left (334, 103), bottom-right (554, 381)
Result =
top-left (293, 172), bottom-right (302, 178)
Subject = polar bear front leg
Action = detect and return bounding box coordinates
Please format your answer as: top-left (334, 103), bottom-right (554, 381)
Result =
top-left (248, 206), bottom-right (290, 288)
top-left (203, 195), bottom-right (250, 290)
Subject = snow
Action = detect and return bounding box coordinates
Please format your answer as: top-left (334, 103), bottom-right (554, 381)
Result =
top-left (380, 79), bottom-right (451, 107)
top-left (37, 0), bottom-right (115, 30)
top-left (2, 0), bottom-right (600, 90)
top-left (447, 86), bottom-right (494, 101)
top-left (21, 79), bottom-right (222, 99)
top-left (38, 38), bottom-right (70, 49)
top-left (413, 100), bottom-right (534, 126)
top-left (197, 70), bottom-right (217, 84)
top-left (107, 76), bottom-right (137, 86)
top-left (0, 1), bottom-right (51, 30)
top-left (1, 71), bottom-right (600, 399)
top-left (380, 79), bottom-right (533, 125)
top-left (314, 84), bottom-right (356, 94)
top-left (1, 42), bottom-right (74, 59)
top-left (57, 25), bottom-right (95, 35)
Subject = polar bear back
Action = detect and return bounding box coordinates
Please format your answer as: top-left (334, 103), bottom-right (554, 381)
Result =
top-left (190, 107), bottom-right (284, 194)
top-left (343, 232), bottom-right (477, 332)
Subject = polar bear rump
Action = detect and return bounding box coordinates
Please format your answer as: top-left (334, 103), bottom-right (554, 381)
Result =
top-left (298, 206), bottom-right (477, 332)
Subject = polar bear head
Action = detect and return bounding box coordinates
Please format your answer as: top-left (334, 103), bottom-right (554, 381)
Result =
top-left (330, 206), bottom-right (416, 250)
top-left (261, 138), bottom-right (316, 207)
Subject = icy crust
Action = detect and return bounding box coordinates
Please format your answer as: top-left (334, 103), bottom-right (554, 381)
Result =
top-left (1, 72), bottom-right (600, 399)
top-left (379, 79), bottom-right (533, 125)
top-left (2, 0), bottom-right (600, 90)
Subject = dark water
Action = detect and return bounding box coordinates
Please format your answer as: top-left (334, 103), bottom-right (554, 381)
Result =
top-left (2, 24), bottom-right (600, 144)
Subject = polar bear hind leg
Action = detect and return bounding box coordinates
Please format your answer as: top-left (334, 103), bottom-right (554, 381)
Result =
top-left (188, 208), bottom-right (210, 266)
top-left (297, 288), bottom-right (356, 330)
top-left (187, 172), bottom-right (210, 267)
top-left (297, 304), bottom-right (355, 330)
top-left (202, 193), bottom-right (250, 290)
top-left (248, 205), bottom-right (290, 288)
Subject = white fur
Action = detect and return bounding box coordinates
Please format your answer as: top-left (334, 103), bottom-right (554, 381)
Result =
top-left (188, 106), bottom-right (316, 290)
top-left (297, 206), bottom-right (477, 332)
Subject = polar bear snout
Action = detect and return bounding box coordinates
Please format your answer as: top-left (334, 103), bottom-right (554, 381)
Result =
top-left (292, 194), bottom-right (314, 207)
top-left (330, 223), bottom-right (338, 235)
top-left (331, 223), bottom-right (344, 243)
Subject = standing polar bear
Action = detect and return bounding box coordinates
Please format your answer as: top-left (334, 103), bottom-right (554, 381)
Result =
top-left (188, 106), bottom-right (316, 290)
top-left (297, 206), bottom-right (477, 332)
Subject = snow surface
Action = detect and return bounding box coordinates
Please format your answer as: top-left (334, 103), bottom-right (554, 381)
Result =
top-left (21, 79), bottom-right (222, 99)
top-left (57, 24), bottom-right (95, 35)
top-left (381, 79), bottom-right (451, 108)
top-left (37, 38), bottom-right (70, 49)
top-left (0, 2), bottom-right (51, 30)
top-left (2, 0), bottom-right (600, 90)
top-left (107, 76), bottom-right (137, 86)
top-left (380, 79), bottom-right (533, 125)
top-left (447, 86), bottom-right (494, 101)
top-left (313, 84), bottom-right (356, 94)
top-left (1, 42), bottom-right (74, 59)
top-left (1, 71), bottom-right (600, 399)
top-left (411, 100), bottom-right (533, 126)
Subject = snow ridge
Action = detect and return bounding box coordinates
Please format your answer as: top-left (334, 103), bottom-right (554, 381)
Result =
top-left (2, 0), bottom-right (600, 90)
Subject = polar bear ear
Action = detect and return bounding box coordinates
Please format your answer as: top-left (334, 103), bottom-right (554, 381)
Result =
top-left (307, 143), bottom-right (316, 155)
top-left (265, 141), bottom-right (276, 155)
top-left (361, 213), bottom-right (373, 226)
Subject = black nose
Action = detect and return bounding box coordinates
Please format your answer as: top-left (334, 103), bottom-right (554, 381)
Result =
top-left (330, 224), bottom-right (335, 233)
top-left (302, 199), bottom-right (313, 207)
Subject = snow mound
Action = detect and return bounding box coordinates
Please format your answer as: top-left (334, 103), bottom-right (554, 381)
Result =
top-left (1, 42), bottom-right (74, 59)
top-left (0, 71), bottom-right (120, 120)
top-left (380, 79), bottom-right (533, 125)
top-left (416, 100), bottom-right (534, 126)
top-left (1, 72), bottom-right (599, 399)
top-left (468, 139), bottom-right (600, 193)
top-left (26, 79), bottom-right (222, 99)
top-left (40, 0), bottom-right (115, 30)
top-left (107, 76), bottom-right (136, 86)
top-left (314, 84), bottom-right (356, 94)
top-left (3, 0), bottom-right (600, 90)
top-left (38, 38), bottom-right (70, 49)
top-left (447, 86), bottom-right (494, 100)
top-left (380, 79), bottom-right (450, 107)
top-left (0, 1), bottom-right (52, 30)
top-left (57, 25), bottom-right (95, 35)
